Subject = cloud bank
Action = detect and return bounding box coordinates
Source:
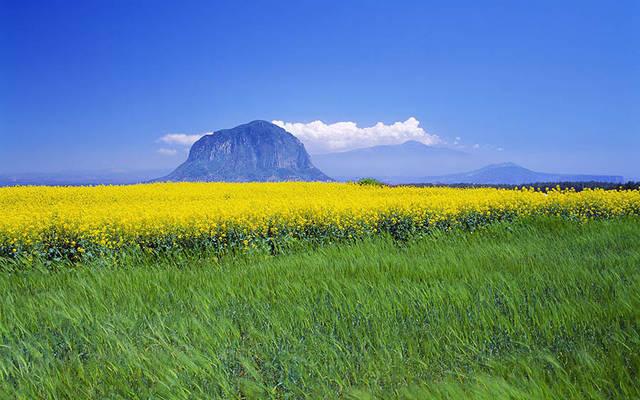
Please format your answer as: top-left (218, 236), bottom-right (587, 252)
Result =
top-left (159, 133), bottom-right (209, 146)
top-left (157, 132), bottom-right (210, 157)
top-left (272, 117), bottom-right (441, 154)
top-left (156, 119), bottom-right (441, 156)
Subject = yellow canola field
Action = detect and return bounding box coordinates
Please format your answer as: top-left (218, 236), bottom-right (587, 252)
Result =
top-left (1, 182), bottom-right (639, 257)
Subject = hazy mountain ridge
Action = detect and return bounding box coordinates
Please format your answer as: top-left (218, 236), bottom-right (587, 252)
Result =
top-left (312, 140), bottom-right (481, 180)
top-left (375, 162), bottom-right (624, 185)
top-left (421, 163), bottom-right (624, 185)
top-left (312, 141), bottom-right (624, 184)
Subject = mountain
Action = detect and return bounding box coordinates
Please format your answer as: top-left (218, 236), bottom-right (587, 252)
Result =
top-left (419, 163), bottom-right (624, 185)
top-left (312, 140), bottom-right (480, 182)
top-left (157, 120), bottom-right (331, 182)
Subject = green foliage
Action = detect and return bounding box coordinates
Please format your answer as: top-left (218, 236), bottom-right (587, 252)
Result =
top-left (1, 218), bottom-right (639, 399)
top-left (356, 177), bottom-right (385, 186)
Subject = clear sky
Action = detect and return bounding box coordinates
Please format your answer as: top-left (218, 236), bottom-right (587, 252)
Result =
top-left (1, 0), bottom-right (639, 178)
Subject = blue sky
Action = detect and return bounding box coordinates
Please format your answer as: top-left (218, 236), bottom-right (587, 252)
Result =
top-left (1, 0), bottom-right (639, 178)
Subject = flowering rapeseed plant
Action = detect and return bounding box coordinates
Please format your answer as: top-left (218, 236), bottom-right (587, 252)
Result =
top-left (1, 182), bottom-right (638, 259)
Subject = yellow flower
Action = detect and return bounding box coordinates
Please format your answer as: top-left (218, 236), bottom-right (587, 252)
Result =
top-left (0, 182), bottom-right (637, 254)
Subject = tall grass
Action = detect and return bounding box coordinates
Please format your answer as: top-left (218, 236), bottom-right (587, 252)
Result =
top-left (1, 218), bottom-right (639, 399)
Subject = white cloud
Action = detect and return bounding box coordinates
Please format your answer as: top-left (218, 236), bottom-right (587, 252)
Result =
top-left (272, 117), bottom-right (441, 154)
top-left (159, 132), bottom-right (210, 146)
top-left (157, 148), bottom-right (178, 156)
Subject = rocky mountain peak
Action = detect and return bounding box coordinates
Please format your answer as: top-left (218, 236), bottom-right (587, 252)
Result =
top-left (158, 120), bottom-right (332, 182)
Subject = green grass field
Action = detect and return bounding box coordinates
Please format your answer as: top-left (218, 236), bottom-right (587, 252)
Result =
top-left (1, 218), bottom-right (639, 399)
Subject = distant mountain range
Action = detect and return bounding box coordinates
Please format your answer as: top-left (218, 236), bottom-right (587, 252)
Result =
top-left (412, 162), bottom-right (624, 185)
top-left (157, 120), bottom-right (331, 182)
top-left (312, 140), bottom-right (479, 180)
top-left (311, 141), bottom-right (623, 185)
